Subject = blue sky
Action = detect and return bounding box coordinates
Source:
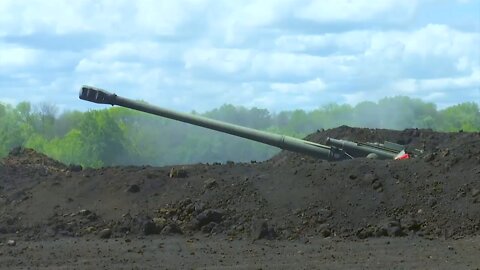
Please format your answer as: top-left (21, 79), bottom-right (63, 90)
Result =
top-left (0, 0), bottom-right (479, 113)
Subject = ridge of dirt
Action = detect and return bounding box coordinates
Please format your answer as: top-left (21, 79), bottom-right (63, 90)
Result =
top-left (0, 126), bottom-right (479, 242)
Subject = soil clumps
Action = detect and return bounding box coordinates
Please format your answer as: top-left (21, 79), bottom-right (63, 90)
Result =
top-left (0, 126), bottom-right (479, 241)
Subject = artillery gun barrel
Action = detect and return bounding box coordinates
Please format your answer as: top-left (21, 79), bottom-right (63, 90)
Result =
top-left (325, 138), bottom-right (398, 160)
top-left (79, 86), bottom-right (341, 160)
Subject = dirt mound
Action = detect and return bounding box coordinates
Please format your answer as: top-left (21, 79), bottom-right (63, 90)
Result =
top-left (269, 126), bottom-right (480, 239)
top-left (2, 146), bottom-right (68, 177)
top-left (6, 147), bottom-right (66, 166)
top-left (0, 127), bottom-right (479, 241)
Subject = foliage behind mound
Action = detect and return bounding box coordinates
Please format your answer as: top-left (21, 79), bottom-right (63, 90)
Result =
top-left (0, 96), bottom-right (478, 167)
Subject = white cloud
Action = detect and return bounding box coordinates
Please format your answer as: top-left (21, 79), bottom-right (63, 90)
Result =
top-left (75, 59), bottom-right (144, 76)
top-left (399, 24), bottom-right (479, 58)
top-left (390, 68), bottom-right (480, 94)
top-left (181, 23), bottom-right (479, 99)
top-left (183, 46), bottom-right (357, 81)
top-left (183, 48), bottom-right (253, 74)
top-left (0, 1), bottom-right (99, 35)
top-left (276, 24), bottom-right (479, 60)
top-left (342, 92), bottom-right (369, 105)
top-left (0, 0), bottom-right (423, 39)
top-left (0, 43), bottom-right (40, 70)
top-left (221, 0), bottom-right (293, 28)
top-left (275, 31), bottom-right (372, 53)
top-left (0, 0), bottom-right (205, 37)
top-left (423, 92), bottom-right (446, 101)
top-left (271, 78), bottom-right (326, 93)
top-left (275, 24), bottom-right (479, 79)
top-left (134, 0), bottom-right (187, 35)
top-left (296, 0), bottom-right (418, 23)
top-left (0, 0), bottom-right (478, 112)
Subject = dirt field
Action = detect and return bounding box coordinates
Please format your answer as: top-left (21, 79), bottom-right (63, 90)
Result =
top-left (0, 126), bottom-right (479, 269)
top-left (1, 236), bottom-right (479, 269)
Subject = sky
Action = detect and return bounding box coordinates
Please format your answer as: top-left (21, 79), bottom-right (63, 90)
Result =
top-left (0, 0), bottom-right (479, 113)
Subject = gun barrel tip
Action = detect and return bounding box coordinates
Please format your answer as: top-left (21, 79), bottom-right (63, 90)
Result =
top-left (78, 85), bottom-right (115, 104)
top-left (79, 85), bottom-right (93, 101)
top-left (79, 85), bottom-right (100, 102)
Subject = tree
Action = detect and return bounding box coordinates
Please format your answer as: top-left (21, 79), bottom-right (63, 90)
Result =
top-left (311, 103), bottom-right (354, 128)
top-left (45, 129), bottom-right (91, 166)
top-left (34, 102), bottom-right (58, 139)
top-left (352, 101), bottom-right (379, 128)
top-left (438, 103), bottom-right (480, 132)
top-left (15, 102), bottom-right (32, 123)
top-left (288, 110), bottom-right (311, 134)
top-left (54, 111), bottom-right (84, 137)
top-left (247, 107), bottom-right (272, 129)
top-left (75, 110), bottom-right (131, 166)
top-left (0, 103), bottom-right (6, 118)
top-left (1, 97), bottom-right (479, 166)
top-left (0, 102), bottom-right (35, 155)
top-left (376, 96), bottom-right (437, 129)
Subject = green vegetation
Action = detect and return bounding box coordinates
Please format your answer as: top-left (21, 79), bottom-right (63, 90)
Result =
top-left (0, 97), bottom-right (479, 167)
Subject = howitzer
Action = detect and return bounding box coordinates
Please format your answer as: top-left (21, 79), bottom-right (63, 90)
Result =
top-left (79, 86), bottom-right (410, 161)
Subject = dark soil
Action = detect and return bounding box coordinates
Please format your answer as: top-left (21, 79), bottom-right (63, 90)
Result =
top-left (1, 126), bottom-right (479, 268)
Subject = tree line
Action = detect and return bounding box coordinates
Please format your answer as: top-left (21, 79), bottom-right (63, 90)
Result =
top-left (0, 96), bottom-right (479, 167)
